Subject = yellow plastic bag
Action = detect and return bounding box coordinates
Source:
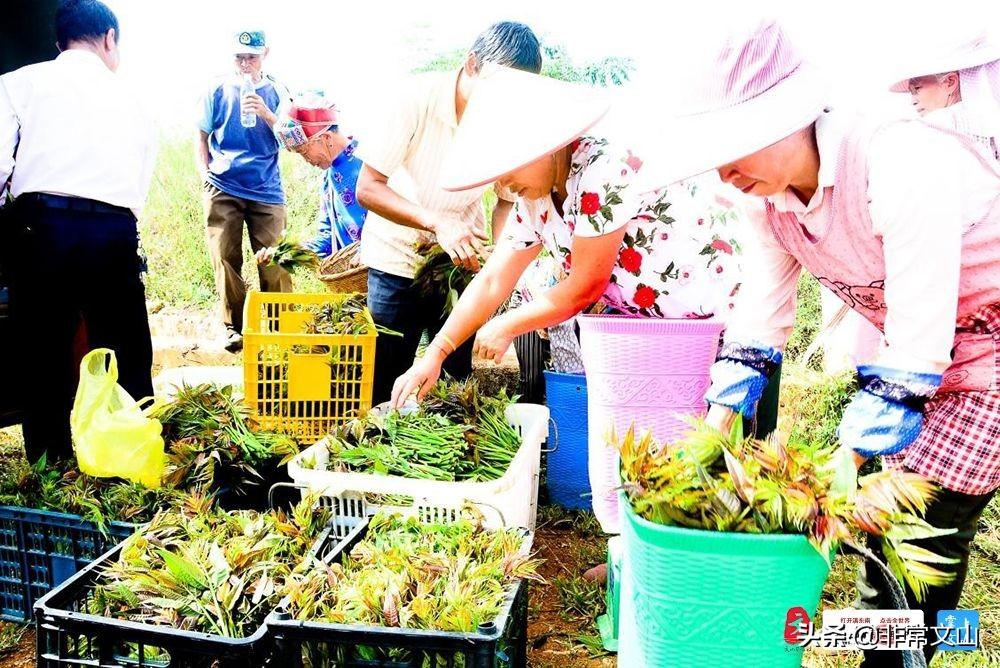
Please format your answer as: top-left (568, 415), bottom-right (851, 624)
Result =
top-left (70, 349), bottom-right (165, 489)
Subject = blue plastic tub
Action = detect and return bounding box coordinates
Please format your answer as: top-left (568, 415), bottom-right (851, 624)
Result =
top-left (544, 371), bottom-right (590, 510)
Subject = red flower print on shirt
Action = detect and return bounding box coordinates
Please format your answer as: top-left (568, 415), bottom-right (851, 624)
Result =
top-left (540, 210), bottom-right (549, 223)
top-left (620, 247), bottom-right (642, 274)
top-left (625, 150), bottom-right (643, 172)
top-left (711, 239), bottom-right (734, 255)
top-left (697, 218), bottom-right (705, 226)
top-left (711, 263), bottom-right (728, 282)
top-left (580, 192), bottom-right (601, 215)
top-left (633, 285), bottom-right (656, 309)
top-left (660, 232), bottom-right (669, 241)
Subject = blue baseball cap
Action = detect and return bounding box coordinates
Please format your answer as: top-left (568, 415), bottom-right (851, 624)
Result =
top-left (233, 30), bottom-right (267, 55)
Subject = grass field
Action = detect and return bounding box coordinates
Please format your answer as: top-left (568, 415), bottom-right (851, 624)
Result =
top-left (140, 135), bottom-right (325, 308)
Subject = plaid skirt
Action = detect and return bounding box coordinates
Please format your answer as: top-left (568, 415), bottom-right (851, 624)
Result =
top-left (884, 304), bottom-right (1000, 495)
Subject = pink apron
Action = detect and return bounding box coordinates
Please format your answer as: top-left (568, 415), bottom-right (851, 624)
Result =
top-left (762, 117), bottom-right (1000, 494)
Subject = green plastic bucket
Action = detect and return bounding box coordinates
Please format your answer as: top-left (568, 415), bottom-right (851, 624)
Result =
top-left (620, 500), bottom-right (831, 667)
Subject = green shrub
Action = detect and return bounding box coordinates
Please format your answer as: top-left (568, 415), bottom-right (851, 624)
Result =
top-left (784, 273), bottom-right (823, 369)
top-left (779, 366), bottom-right (857, 450)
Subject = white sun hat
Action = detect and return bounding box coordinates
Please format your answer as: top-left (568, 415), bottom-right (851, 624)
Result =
top-left (439, 64), bottom-right (611, 192)
top-left (888, 28), bottom-right (1000, 93)
top-left (633, 18), bottom-right (829, 194)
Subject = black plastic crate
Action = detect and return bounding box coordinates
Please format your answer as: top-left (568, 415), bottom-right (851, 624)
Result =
top-left (216, 458), bottom-right (295, 513)
top-left (34, 525), bottom-right (333, 668)
top-left (0, 505), bottom-right (134, 622)
top-left (267, 518), bottom-right (531, 668)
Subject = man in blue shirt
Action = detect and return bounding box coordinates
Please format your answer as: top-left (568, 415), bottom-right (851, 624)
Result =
top-left (274, 93), bottom-right (366, 256)
top-left (195, 30), bottom-right (291, 351)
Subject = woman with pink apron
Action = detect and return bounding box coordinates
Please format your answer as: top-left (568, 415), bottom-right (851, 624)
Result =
top-left (638, 19), bottom-right (1000, 667)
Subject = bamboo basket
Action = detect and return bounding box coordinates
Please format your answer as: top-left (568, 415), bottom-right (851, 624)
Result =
top-left (318, 241), bottom-right (368, 295)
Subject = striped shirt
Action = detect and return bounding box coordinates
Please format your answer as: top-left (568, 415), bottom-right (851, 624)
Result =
top-left (357, 70), bottom-right (506, 278)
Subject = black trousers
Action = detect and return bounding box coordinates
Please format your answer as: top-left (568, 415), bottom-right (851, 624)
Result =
top-left (857, 483), bottom-right (996, 667)
top-left (513, 331), bottom-right (549, 405)
top-left (367, 268), bottom-right (474, 405)
top-left (4, 197), bottom-right (153, 463)
top-left (743, 365), bottom-right (782, 439)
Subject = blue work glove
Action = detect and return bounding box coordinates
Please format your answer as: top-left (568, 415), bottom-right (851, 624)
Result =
top-left (838, 365), bottom-right (941, 458)
top-left (704, 342), bottom-right (782, 418)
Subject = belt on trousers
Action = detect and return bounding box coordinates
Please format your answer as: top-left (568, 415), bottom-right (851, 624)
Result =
top-left (16, 192), bottom-right (134, 219)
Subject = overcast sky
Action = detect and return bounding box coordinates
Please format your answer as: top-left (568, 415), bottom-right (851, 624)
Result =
top-left (103, 0), bottom-right (998, 135)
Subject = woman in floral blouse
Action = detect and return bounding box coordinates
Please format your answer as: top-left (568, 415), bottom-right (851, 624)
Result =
top-left (510, 145), bottom-right (741, 318)
top-left (390, 65), bottom-right (743, 405)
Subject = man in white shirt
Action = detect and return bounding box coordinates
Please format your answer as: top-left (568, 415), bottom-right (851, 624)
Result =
top-left (0, 0), bottom-right (157, 463)
top-left (356, 21), bottom-right (541, 403)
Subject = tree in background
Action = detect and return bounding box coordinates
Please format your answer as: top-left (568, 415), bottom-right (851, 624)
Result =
top-left (413, 42), bottom-right (635, 87)
top-left (539, 45), bottom-right (634, 87)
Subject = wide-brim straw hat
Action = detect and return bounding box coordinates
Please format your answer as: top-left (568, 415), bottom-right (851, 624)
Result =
top-left (633, 19), bottom-right (829, 194)
top-left (888, 29), bottom-right (1000, 92)
top-left (439, 65), bottom-right (611, 191)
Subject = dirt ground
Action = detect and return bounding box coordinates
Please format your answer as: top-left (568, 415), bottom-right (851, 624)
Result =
top-left (527, 511), bottom-right (617, 668)
top-left (0, 631), bottom-right (32, 668)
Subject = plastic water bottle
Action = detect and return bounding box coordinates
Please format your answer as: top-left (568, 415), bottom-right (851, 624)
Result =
top-left (240, 74), bottom-right (257, 128)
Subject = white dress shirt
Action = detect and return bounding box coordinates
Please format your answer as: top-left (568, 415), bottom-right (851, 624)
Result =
top-left (726, 110), bottom-right (999, 376)
top-left (0, 49), bottom-right (157, 215)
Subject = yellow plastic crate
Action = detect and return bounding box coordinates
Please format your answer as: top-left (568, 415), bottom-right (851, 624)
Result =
top-left (242, 291), bottom-right (376, 440)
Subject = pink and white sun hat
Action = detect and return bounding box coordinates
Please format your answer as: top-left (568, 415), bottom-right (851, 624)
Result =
top-left (635, 19), bottom-right (829, 193)
top-left (887, 24), bottom-right (1000, 157)
top-left (888, 28), bottom-right (1000, 93)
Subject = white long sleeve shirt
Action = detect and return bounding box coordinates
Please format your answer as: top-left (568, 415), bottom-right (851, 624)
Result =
top-left (725, 110), bottom-right (998, 376)
top-left (0, 49), bottom-right (157, 215)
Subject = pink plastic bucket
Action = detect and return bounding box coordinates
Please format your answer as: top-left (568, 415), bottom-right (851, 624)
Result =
top-left (579, 315), bottom-right (724, 532)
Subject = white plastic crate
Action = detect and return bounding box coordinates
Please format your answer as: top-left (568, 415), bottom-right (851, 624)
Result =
top-left (287, 403), bottom-right (549, 529)
top-left (314, 492), bottom-right (527, 541)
